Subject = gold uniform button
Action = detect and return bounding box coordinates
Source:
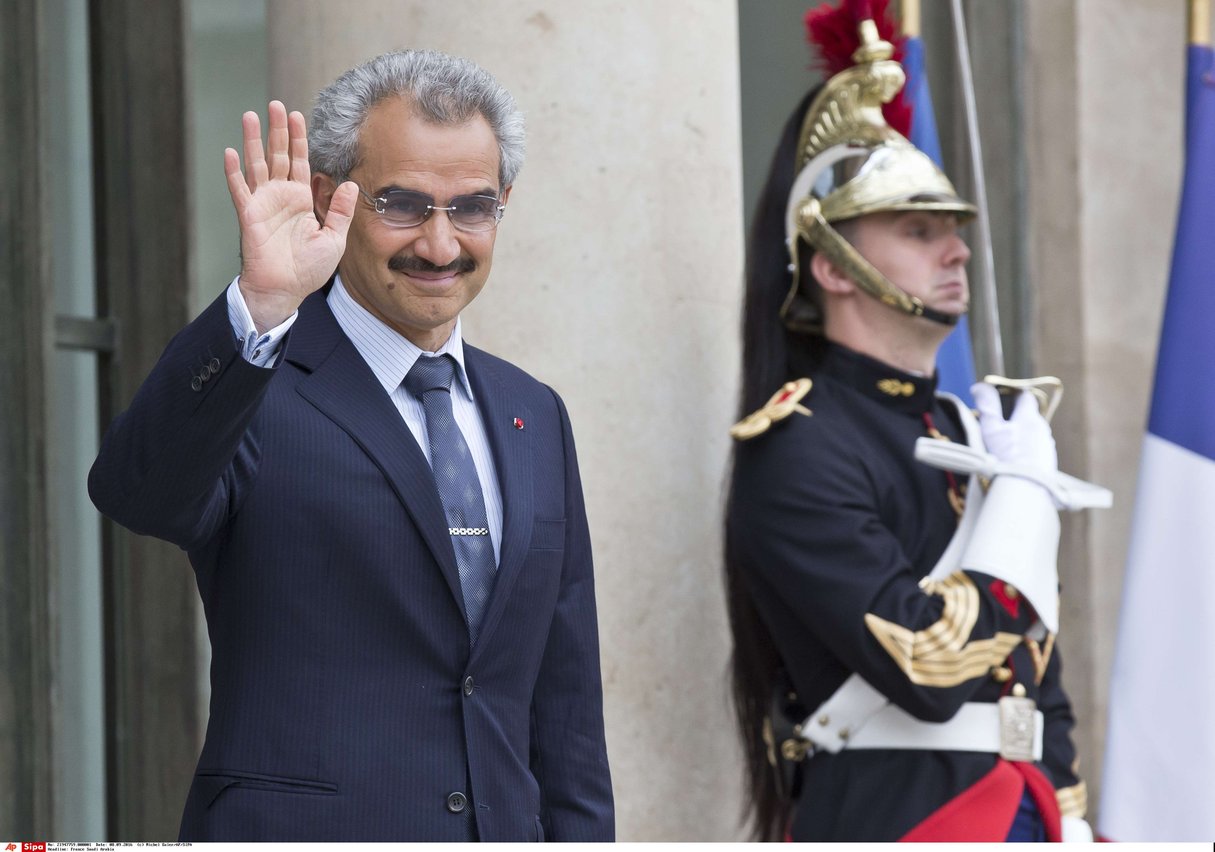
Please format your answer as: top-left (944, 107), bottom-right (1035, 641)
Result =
top-left (991, 666), bottom-right (1013, 682)
top-left (1004, 584), bottom-right (1020, 599)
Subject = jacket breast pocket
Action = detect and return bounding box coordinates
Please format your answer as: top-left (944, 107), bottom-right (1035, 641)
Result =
top-left (529, 518), bottom-right (565, 552)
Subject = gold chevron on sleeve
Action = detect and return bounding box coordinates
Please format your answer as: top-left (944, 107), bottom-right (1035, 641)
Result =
top-left (1056, 781), bottom-right (1088, 818)
top-left (1024, 633), bottom-right (1056, 685)
top-left (863, 572), bottom-right (1022, 687)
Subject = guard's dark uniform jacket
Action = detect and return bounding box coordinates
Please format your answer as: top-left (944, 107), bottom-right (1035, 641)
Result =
top-left (728, 342), bottom-right (1086, 842)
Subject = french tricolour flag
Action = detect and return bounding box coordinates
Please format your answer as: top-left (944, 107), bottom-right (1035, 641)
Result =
top-left (1099, 40), bottom-right (1215, 841)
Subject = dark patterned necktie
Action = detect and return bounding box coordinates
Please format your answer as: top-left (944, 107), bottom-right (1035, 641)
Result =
top-left (403, 354), bottom-right (496, 642)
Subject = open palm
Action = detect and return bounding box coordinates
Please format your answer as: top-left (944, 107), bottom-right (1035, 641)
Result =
top-left (225, 100), bottom-right (358, 333)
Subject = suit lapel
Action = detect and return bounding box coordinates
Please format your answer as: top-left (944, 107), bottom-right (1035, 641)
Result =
top-left (465, 346), bottom-right (533, 655)
top-left (286, 292), bottom-right (468, 624)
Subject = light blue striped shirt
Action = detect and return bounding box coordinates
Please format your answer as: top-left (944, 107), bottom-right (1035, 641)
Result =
top-left (226, 277), bottom-right (503, 565)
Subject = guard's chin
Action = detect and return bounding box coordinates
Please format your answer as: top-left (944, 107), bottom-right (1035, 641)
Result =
top-left (938, 300), bottom-right (969, 318)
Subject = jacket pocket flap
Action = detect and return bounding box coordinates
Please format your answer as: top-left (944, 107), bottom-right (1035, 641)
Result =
top-left (192, 773), bottom-right (242, 808)
top-left (195, 769), bottom-right (338, 805)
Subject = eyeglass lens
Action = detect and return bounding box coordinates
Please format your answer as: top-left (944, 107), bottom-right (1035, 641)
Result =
top-left (373, 189), bottom-right (502, 231)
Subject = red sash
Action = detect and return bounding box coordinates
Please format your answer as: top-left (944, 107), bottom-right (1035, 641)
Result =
top-left (899, 759), bottom-right (1062, 842)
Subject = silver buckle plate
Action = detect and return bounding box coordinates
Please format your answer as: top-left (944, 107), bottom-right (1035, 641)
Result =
top-left (998, 694), bottom-right (1038, 761)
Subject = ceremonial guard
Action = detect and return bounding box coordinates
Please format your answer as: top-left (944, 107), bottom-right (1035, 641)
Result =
top-left (724, 0), bottom-right (1107, 841)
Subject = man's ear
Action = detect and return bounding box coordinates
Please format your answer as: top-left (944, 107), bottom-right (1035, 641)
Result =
top-left (312, 173), bottom-right (337, 223)
top-left (810, 250), bottom-right (855, 296)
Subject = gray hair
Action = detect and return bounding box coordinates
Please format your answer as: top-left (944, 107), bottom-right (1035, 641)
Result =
top-left (309, 49), bottom-right (525, 189)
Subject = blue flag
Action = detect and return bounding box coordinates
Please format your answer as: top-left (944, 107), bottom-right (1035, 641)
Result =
top-left (904, 35), bottom-right (978, 404)
top-left (1145, 44), bottom-right (1215, 460)
top-left (1100, 43), bottom-right (1215, 841)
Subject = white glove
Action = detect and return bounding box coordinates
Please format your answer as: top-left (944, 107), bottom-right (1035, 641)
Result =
top-left (961, 383), bottom-right (1062, 633)
top-left (917, 385), bottom-right (1109, 511)
top-left (972, 383), bottom-right (1058, 482)
top-left (1062, 816), bottom-right (1094, 842)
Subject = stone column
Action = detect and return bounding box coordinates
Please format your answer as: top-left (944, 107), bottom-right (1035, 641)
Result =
top-left (1024, 0), bottom-right (1186, 823)
top-left (266, 2), bottom-right (747, 840)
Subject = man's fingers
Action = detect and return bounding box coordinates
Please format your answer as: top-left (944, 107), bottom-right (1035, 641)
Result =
top-left (288, 110), bottom-right (310, 183)
top-left (267, 100), bottom-right (290, 181)
top-left (224, 147), bottom-right (252, 211)
top-left (971, 383), bottom-right (1001, 420)
top-left (1013, 388), bottom-right (1041, 419)
top-left (322, 181), bottom-right (360, 240)
top-left (242, 110), bottom-right (268, 190)
top-left (239, 103), bottom-right (307, 190)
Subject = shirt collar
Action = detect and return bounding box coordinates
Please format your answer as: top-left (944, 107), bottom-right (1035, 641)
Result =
top-left (327, 274), bottom-right (474, 401)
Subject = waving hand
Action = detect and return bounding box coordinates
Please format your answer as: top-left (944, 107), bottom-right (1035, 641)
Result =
top-left (224, 100), bottom-right (359, 333)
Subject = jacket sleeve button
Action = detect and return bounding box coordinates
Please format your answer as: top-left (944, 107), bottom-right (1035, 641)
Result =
top-left (190, 376), bottom-right (203, 392)
top-left (209, 357), bottom-right (222, 373)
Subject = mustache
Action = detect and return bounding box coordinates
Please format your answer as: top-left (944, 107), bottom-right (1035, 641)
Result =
top-left (388, 255), bottom-right (477, 275)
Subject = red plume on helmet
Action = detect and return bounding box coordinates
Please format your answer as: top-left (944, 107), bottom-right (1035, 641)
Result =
top-left (803, 0), bottom-right (912, 137)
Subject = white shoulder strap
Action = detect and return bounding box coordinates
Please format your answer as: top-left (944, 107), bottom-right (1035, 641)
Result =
top-left (925, 392), bottom-right (986, 582)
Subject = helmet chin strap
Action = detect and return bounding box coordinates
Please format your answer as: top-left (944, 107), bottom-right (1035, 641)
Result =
top-left (789, 197), bottom-right (961, 328)
top-left (781, 147), bottom-right (970, 331)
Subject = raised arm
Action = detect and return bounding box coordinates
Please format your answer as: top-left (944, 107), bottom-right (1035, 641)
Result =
top-left (89, 101), bottom-right (358, 548)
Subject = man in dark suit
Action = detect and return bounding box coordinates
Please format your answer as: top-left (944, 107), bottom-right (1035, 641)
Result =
top-left (89, 49), bottom-right (614, 842)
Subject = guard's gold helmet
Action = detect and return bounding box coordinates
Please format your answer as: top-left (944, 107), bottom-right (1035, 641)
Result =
top-left (781, 18), bottom-right (976, 332)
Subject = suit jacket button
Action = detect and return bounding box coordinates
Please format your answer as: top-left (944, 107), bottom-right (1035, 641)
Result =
top-left (190, 376), bottom-right (203, 392)
top-left (199, 364), bottom-right (211, 381)
top-left (463, 676), bottom-right (474, 696)
top-left (446, 791), bottom-right (468, 813)
top-left (209, 356), bottom-right (222, 373)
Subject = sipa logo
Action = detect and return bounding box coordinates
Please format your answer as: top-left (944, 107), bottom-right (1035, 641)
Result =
top-left (22, 844), bottom-right (46, 852)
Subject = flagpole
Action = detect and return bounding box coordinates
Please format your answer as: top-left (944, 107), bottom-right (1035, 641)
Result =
top-left (949, 0), bottom-right (1005, 376)
top-left (1191, 0), bottom-right (1211, 46)
top-left (901, 0), bottom-right (920, 37)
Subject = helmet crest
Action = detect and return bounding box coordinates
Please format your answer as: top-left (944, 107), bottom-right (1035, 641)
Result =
top-left (781, 0), bottom-right (976, 332)
top-left (804, 0), bottom-right (911, 136)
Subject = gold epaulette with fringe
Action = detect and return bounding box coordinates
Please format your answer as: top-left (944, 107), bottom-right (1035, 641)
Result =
top-left (729, 378), bottom-right (813, 441)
